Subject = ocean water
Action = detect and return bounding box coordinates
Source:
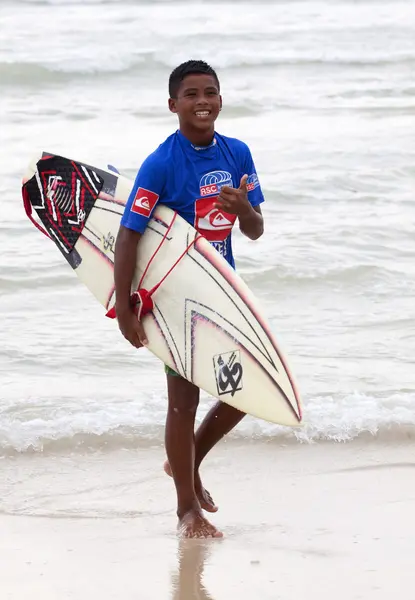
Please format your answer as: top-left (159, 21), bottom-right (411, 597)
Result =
top-left (1, 0), bottom-right (414, 456)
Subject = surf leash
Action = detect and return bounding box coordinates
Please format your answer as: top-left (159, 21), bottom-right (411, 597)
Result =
top-left (105, 212), bottom-right (202, 320)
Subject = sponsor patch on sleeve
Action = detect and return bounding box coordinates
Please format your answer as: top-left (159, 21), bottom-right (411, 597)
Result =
top-left (246, 173), bottom-right (260, 192)
top-left (130, 187), bottom-right (159, 217)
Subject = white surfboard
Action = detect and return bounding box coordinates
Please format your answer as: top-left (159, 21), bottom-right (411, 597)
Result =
top-left (22, 152), bottom-right (302, 427)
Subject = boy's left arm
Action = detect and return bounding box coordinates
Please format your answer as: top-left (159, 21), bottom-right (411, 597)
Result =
top-left (215, 140), bottom-right (265, 240)
top-left (239, 204), bottom-right (263, 240)
top-left (234, 174), bottom-right (264, 240)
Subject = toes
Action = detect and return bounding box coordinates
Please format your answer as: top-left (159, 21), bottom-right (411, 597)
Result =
top-left (179, 522), bottom-right (223, 539)
top-left (204, 528), bottom-right (223, 539)
top-left (203, 504), bottom-right (218, 514)
top-left (201, 492), bottom-right (218, 513)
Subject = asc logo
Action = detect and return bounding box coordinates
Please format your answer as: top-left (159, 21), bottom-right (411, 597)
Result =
top-left (195, 171), bottom-right (237, 242)
top-left (199, 170), bottom-right (233, 197)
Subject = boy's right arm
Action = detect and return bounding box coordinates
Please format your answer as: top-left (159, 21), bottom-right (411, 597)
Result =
top-left (113, 152), bottom-right (166, 349)
top-left (114, 226), bottom-right (148, 348)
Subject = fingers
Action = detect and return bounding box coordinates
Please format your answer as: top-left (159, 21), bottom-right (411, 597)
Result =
top-left (119, 314), bottom-right (148, 348)
top-left (216, 187), bottom-right (239, 212)
top-left (215, 189), bottom-right (249, 215)
top-left (239, 173), bottom-right (248, 189)
top-left (219, 185), bottom-right (234, 195)
top-left (214, 197), bottom-right (236, 214)
top-left (135, 321), bottom-right (148, 346)
top-left (123, 329), bottom-right (143, 349)
top-left (126, 322), bottom-right (148, 348)
top-left (218, 176), bottom-right (248, 203)
top-left (217, 188), bottom-right (236, 202)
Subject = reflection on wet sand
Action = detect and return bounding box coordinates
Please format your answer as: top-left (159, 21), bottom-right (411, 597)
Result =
top-left (171, 539), bottom-right (217, 600)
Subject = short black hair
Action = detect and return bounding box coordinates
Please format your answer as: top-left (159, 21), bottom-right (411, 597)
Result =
top-left (168, 60), bottom-right (220, 98)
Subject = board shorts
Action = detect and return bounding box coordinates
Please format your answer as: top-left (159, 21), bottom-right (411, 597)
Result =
top-left (164, 364), bottom-right (181, 377)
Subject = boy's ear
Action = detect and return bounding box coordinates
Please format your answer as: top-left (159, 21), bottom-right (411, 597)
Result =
top-left (219, 95), bottom-right (222, 111)
top-left (168, 98), bottom-right (177, 113)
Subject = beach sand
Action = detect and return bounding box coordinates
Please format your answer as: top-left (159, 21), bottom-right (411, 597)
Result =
top-left (1, 439), bottom-right (415, 599)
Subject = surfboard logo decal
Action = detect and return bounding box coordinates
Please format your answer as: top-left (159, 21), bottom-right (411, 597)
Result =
top-left (102, 231), bottom-right (115, 254)
top-left (23, 156), bottom-right (103, 258)
top-left (131, 187), bottom-right (159, 217)
top-left (213, 350), bottom-right (243, 397)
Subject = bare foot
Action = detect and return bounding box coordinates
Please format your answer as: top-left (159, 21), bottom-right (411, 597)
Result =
top-left (164, 461), bottom-right (218, 513)
top-left (194, 472), bottom-right (218, 513)
top-left (178, 508), bottom-right (223, 539)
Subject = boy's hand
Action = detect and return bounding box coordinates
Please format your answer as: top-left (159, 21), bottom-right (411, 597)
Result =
top-left (214, 174), bottom-right (252, 217)
top-left (116, 306), bottom-right (148, 349)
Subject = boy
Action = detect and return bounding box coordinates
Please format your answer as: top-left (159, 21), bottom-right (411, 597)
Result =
top-left (114, 60), bottom-right (265, 538)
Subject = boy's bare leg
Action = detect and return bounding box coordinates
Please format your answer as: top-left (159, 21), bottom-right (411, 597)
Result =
top-left (165, 399), bottom-right (245, 512)
top-left (165, 374), bottom-right (223, 538)
top-left (194, 399), bottom-right (245, 486)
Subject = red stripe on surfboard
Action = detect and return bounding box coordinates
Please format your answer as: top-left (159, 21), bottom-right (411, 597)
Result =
top-left (98, 192), bottom-right (125, 206)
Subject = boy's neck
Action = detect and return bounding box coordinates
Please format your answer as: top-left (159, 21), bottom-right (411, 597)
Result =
top-left (179, 125), bottom-right (215, 148)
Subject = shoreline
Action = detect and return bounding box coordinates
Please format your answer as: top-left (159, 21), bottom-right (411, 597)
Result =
top-left (3, 420), bottom-right (415, 459)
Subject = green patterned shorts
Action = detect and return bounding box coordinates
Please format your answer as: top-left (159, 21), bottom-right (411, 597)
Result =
top-left (164, 364), bottom-right (181, 377)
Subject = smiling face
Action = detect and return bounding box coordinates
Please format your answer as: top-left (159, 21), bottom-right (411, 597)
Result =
top-left (168, 73), bottom-right (222, 145)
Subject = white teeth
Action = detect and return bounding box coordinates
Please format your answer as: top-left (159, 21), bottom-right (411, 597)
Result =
top-left (196, 111), bottom-right (210, 116)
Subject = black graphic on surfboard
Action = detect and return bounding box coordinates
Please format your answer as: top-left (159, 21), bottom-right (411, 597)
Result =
top-left (22, 155), bottom-right (109, 266)
top-left (213, 350), bottom-right (243, 397)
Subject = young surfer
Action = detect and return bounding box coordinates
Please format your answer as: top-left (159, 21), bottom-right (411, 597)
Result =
top-left (114, 60), bottom-right (265, 537)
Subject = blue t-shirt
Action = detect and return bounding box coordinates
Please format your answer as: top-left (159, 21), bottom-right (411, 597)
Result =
top-left (121, 130), bottom-right (264, 269)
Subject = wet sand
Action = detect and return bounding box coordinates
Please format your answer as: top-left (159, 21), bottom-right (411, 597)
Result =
top-left (1, 439), bottom-right (415, 599)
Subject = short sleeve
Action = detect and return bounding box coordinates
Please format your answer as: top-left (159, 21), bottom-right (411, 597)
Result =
top-left (121, 153), bottom-right (167, 234)
top-left (241, 143), bottom-right (264, 208)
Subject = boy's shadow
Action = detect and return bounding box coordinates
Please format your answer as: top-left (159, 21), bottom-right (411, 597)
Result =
top-left (171, 539), bottom-right (217, 600)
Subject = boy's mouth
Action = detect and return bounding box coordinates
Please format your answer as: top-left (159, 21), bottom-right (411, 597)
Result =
top-left (195, 110), bottom-right (211, 118)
